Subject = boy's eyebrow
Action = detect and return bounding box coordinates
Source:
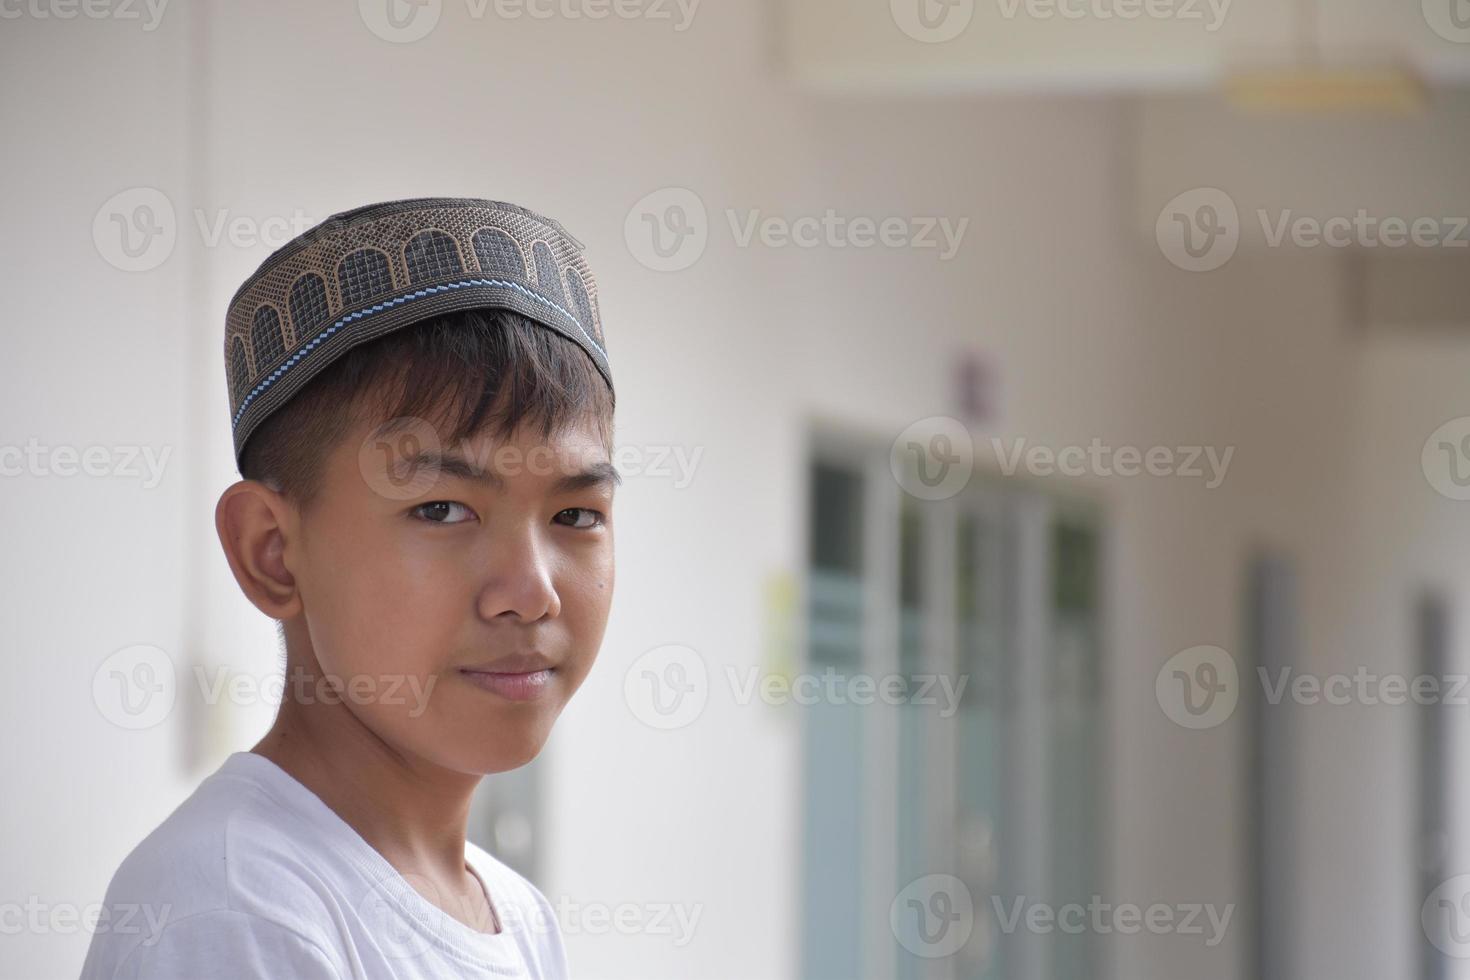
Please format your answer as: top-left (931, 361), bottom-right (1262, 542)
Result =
top-left (549, 459), bottom-right (622, 494)
top-left (403, 450), bottom-right (621, 493)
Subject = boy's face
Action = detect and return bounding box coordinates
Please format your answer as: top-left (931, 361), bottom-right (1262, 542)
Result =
top-left (288, 409), bottom-right (616, 775)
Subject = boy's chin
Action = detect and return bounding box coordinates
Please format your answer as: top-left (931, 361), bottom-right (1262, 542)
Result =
top-left (425, 721), bottom-right (555, 776)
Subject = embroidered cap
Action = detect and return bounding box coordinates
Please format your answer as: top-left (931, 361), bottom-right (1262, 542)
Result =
top-left (224, 196), bottom-right (611, 469)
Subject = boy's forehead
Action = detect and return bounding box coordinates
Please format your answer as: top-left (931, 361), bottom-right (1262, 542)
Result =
top-left (344, 411), bottom-right (616, 499)
top-left (454, 420), bottom-right (612, 472)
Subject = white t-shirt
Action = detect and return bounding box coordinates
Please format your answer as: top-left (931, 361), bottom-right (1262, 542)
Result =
top-left (79, 751), bottom-right (569, 979)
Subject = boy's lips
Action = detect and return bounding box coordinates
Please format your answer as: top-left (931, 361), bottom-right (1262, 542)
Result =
top-left (458, 667), bottom-right (554, 702)
top-left (457, 652), bottom-right (555, 674)
top-left (456, 652), bottom-right (557, 702)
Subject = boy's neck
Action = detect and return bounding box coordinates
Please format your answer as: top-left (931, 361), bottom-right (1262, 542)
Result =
top-left (250, 693), bottom-right (482, 892)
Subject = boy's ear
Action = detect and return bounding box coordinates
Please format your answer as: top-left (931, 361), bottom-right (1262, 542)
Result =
top-left (215, 481), bottom-right (303, 620)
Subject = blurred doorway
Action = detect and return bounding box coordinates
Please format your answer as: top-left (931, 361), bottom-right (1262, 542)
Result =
top-left (800, 426), bottom-right (1105, 980)
top-left (1242, 553), bottom-right (1298, 980)
top-left (1417, 591), bottom-right (1451, 980)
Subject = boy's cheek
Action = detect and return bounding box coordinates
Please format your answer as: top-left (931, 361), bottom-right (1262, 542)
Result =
top-left (309, 597), bottom-right (449, 688)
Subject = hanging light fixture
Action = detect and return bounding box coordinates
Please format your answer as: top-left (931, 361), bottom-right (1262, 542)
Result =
top-left (1224, 0), bottom-right (1426, 112)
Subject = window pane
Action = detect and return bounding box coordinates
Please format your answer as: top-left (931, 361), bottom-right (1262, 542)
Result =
top-left (1047, 516), bottom-right (1101, 980)
top-left (896, 494), bottom-right (926, 979)
top-left (956, 508), bottom-right (1008, 980)
top-left (802, 459), bottom-right (866, 979)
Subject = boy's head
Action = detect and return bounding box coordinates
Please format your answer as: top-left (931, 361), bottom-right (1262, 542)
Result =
top-left (214, 199), bottom-right (616, 776)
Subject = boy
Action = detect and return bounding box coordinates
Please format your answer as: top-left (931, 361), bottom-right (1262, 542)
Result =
top-left (80, 197), bottom-right (617, 979)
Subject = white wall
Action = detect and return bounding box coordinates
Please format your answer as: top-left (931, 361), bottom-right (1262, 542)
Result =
top-left (1135, 94), bottom-right (1470, 250)
top-left (786, 0), bottom-right (1470, 91)
top-left (0, 11), bottom-right (195, 980)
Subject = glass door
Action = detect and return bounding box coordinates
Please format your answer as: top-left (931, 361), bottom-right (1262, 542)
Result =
top-left (801, 429), bottom-right (1104, 980)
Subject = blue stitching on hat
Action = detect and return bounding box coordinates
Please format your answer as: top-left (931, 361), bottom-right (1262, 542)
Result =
top-left (232, 277), bottom-right (607, 431)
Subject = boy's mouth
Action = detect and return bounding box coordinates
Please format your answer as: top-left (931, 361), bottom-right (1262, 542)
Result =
top-left (456, 653), bottom-right (557, 702)
top-left (458, 651), bottom-right (555, 674)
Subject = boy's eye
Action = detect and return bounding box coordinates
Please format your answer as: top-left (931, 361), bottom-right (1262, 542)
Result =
top-left (412, 501), bottom-right (477, 524)
top-left (555, 508), bottom-right (606, 530)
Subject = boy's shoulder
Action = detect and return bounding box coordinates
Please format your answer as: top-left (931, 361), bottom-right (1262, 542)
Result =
top-left (82, 752), bottom-right (569, 979)
top-left (80, 754), bottom-right (348, 979)
top-left (107, 751), bottom-right (346, 907)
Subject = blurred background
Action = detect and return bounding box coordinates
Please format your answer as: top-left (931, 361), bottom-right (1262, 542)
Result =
top-left (5, 0), bottom-right (1470, 977)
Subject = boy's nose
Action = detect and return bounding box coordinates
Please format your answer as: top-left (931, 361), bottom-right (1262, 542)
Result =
top-left (474, 533), bottom-right (562, 624)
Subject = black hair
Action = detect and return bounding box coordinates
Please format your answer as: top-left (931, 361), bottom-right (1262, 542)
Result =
top-left (238, 307), bottom-right (615, 514)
